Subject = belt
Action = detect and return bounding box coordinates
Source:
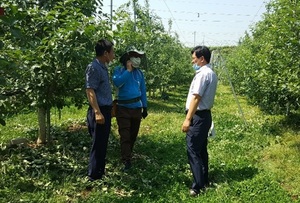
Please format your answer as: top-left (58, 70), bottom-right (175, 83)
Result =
top-left (195, 109), bottom-right (210, 116)
top-left (185, 109), bottom-right (210, 116)
top-left (117, 97), bottom-right (141, 104)
top-left (100, 105), bottom-right (113, 109)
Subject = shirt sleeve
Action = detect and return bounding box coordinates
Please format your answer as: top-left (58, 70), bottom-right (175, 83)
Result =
top-left (86, 64), bottom-right (100, 90)
top-left (112, 66), bottom-right (131, 88)
top-left (191, 72), bottom-right (208, 97)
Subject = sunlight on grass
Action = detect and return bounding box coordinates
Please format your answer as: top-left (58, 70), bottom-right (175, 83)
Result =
top-left (0, 112), bottom-right (39, 143)
top-left (139, 112), bottom-right (185, 138)
top-left (262, 133), bottom-right (300, 197)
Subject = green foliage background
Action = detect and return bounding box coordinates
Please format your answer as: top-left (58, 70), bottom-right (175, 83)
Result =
top-left (0, 0), bottom-right (192, 130)
top-left (0, 0), bottom-right (108, 124)
top-left (226, 0), bottom-right (300, 114)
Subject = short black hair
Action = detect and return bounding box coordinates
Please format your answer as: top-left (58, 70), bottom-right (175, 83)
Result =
top-left (191, 46), bottom-right (211, 63)
top-left (95, 39), bottom-right (114, 56)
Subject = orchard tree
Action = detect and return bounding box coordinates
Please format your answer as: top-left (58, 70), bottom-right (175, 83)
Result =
top-left (226, 0), bottom-right (299, 114)
top-left (0, 0), bottom-right (111, 144)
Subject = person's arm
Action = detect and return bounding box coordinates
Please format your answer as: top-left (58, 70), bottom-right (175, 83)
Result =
top-left (181, 94), bottom-right (201, 132)
top-left (139, 70), bottom-right (148, 118)
top-left (139, 70), bottom-right (147, 107)
top-left (112, 64), bottom-right (132, 88)
top-left (86, 88), bottom-right (105, 124)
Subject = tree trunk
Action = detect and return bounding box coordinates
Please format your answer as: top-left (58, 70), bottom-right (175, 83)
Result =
top-left (148, 88), bottom-right (152, 97)
top-left (152, 89), bottom-right (156, 97)
top-left (37, 107), bottom-right (46, 144)
top-left (46, 107), bottom-right (52, 143)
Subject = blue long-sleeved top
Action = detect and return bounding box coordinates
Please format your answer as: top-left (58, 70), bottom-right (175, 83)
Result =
top-left (112, 66), bottom-right (147, 109)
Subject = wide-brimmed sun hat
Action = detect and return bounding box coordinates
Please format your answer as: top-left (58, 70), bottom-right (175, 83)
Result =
top-left (119, 46), bottom-right (145, 64)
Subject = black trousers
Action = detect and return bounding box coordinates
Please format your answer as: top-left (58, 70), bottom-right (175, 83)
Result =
top-left (86, 106), bottom-right (112, 180)
top-left (186, 110), bottom-right (212, 192)
top-left (116, 105), bottom-right (142, 163)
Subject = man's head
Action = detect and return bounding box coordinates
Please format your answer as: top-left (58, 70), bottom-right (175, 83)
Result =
top-left (191, 46), bottom-right (211, 67)
top-left (95, 39), bottom-right (115, 63)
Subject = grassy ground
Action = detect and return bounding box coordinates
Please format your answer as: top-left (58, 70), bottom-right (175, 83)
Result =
top-left (0, 84), bottom-right (299, 203)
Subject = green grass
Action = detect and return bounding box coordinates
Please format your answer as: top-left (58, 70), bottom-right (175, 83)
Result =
top-left (0, 84), bottom-right (299, 202)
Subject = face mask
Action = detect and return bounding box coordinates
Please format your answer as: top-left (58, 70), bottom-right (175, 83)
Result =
top-left (193, 64), bottom-right (201, 71)
top-left (130, 57), bottom-right (141, 68)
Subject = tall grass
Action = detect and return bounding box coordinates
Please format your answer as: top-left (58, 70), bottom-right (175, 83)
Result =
top-left (0, 84), bottom-right (299, 202)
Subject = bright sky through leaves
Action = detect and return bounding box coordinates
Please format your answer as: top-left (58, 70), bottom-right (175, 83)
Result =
top-left (102, 0), bottom-right (268, 47)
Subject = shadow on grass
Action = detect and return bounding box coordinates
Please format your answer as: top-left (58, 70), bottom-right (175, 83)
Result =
top-left (1, 122), bottom-right (184, 201)
top-left (1, 116), bottom-right (262, 202)
top-left (148, 99), bottom-right (185, 114)
top-left (0, 111), bottom-right (261, 202)
top-left (280, 113), bottom-right (300, 132)
top-left (147, 85), bottom-right (188, 114)
top-left (85, 127), bottom-right (260, 202)
top-left (0, 125), bottom-right (91, 197)
top-left (260, 112), bottom-right (300, 136)
top-left (210, 166), bottom-right (259, 185)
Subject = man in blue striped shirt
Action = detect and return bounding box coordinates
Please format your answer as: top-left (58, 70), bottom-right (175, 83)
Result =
top-left (85, 39), bottom-right (115, 181)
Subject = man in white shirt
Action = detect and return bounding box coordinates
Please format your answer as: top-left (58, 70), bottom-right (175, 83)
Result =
top-left (181, 45), bottom-right (218, 196)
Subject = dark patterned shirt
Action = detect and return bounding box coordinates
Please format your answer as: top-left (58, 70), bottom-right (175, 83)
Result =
top-left (85, 59), bottom-right (112, 106)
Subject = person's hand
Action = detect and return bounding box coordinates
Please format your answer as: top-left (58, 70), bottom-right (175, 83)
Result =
top-left (142, 107), bottom-right (148, 119)
top-left (126, 60), bottom-right (133, 72)
top-left (95, 111), bottom-right (105, 124)
top-left (181, 119), bottom-right (191, 132)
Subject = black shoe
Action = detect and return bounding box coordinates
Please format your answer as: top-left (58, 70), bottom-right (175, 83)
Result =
top-left (123, 161), bottom-right (132, 171)
top-left (87, 172), bottom-right (104, 182)
top-left (189, 189), bottom-right (199, 197)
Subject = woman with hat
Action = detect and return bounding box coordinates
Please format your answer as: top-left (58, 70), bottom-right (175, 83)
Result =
top-left (112, 47), bottom-right (148, 171)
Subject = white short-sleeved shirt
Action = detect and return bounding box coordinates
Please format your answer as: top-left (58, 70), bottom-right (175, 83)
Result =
top-left (185, 64), bottom-right (218, 111)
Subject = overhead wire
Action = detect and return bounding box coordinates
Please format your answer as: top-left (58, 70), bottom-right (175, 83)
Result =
top-left (158, 1), bottom-right (267, 46)
top-left (249, 2), bottom-right (266, 24)
top-left (103, 0), bottom-right (268, 46)
top-left (161, 0), bottom-right (188, 42)
top-left (152, 9), bottom-right (253, 17)
top-left (155, 0), bottom-right (260, 8)
top-left (237, 1), bottom-right (267, 42)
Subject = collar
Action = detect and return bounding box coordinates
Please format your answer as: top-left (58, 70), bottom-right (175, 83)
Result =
top-left (95, 59), bottom-right (107, 69)
top-left (195, 63), bottom-right (211, 73)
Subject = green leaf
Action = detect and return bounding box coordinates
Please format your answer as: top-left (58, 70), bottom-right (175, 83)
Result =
top-left (10, 28), bottom-right (23, 39)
